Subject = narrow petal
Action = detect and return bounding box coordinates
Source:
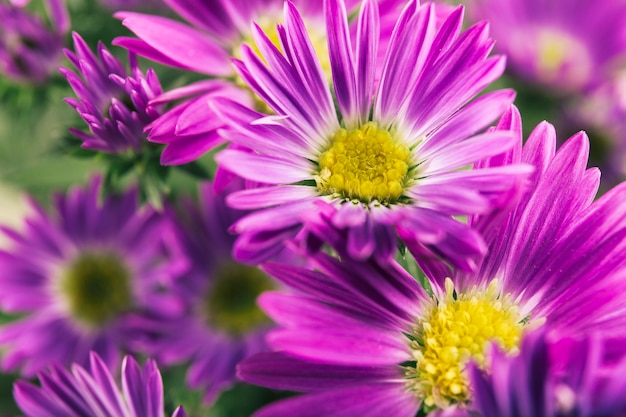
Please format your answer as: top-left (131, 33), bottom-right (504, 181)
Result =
top-left (253, 385), bottom-right (419, 417)
top-left (216, 149), bottom-right (312, 184)
top-left (239, 352), bottom-right (402, 392)
top-left (325, 0), bottom-right (358, 123)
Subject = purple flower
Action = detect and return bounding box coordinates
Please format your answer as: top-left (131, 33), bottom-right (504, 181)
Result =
top-left (211, 0), bottom-right (531, 268)
top-left (60, 32), bottom-right (164, 154)
top-left (0, 176), bottom-right (185, 376)
top-left (237, 108), bottom-right (626, 415)
top-left (566, 69), bottom-right (626, 185)
top-left (0, 0), bottom-right (68, 84)
top-left (470, 329), bottom-right (626, 417)
top-left (468, 0), bottom-right (626, 93)
top-left (130, 181), bottom-right (280, 402)
top-left (113, 0), bottom-right (404, 165)
top-left (14, 351), bottom-right (185, 417)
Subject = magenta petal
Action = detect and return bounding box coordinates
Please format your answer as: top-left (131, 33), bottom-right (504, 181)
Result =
top-left (113, 37), bottom-right (189, 70)
top-left (267, 327), bottom-right (409, 366)
top-left (150, 80), bottom-right (238, 105)
top-left (253, 385), bottom-right (419, 417)
top-left (259, 292), bottom-right (381, 331)
top-left (159, 131), bottom-right (225, 165)
top-left (325, 0), bottom-right (358, 123)
top-left (216, 149), bottom-right (312, 184)
top-left (116, 12), bottom-right (232, 76)
top-left (238, 352), bottom-right (402, 392)
top-left (172, 406), bottom-right (186, 417)
top-left (174, 98), bottom-right (223, 136)
top-left (13, 381), bottom-right (68, 417)
top-left (226, 186), bottom-right (317, 210)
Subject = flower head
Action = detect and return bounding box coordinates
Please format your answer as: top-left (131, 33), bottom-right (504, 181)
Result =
top-left (213, 0), bottom-right (531, 267)
top-left (132, 181), bottom-right (280, 402)
top-left (237, 109), bottom-right (626, 415)
top-left (113, 0), bottom-right (404, 164)
top-left (14, 351), bottom-right (185, 417)
top-left (468, 0), bottom-right (626, 93)
top-left (60, 32), bottom-right (164, 154)
top-left (0, 0), bottom-right (68, 84)
top-left (0, 176), bottom-right (184, 376)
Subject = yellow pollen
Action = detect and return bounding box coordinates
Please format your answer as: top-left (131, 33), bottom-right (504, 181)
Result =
top-left (531, 28), bottom-right (592, 90)
top-left (315, 122), bottom-right (412, 204)
top-left (538, 32), bottom-right (569, 75)
top-left (406, 278), bottom-right (526, 410)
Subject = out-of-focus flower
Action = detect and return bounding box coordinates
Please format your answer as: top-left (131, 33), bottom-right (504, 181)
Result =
top-left (60, 32), bottom-right (164, 154)
top-left (113, 0), bottom-right (405, 165)
top-left (132, 181), bottom-right (279, 403)
top-left (467, 0), bottom-right (626, 94)
top-left (0, 0), bottom-right (69, 84)
top-left (14, 351), bottom-right (186, 417)
top-left (470, 329), bottom-right (626, 417)
top-left (213, 0), bottom-right (530, 267)
top-left (0, 176), bottom-right (185, 376)
top-left (566, 67), bottom-right (626, 184)
top-left (237, 108), bottom-right (626, 416)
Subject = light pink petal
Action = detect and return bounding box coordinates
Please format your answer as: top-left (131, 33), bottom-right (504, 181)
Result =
top-left (216, 149), bottom-right (312, 184)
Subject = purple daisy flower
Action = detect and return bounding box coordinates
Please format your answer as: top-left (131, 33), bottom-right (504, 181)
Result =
top-left (467, 0), bottom-right (626, 93)
top-left (113, 0), bottom-right (405, 165)
top-left (237, 108), bottom-right (626, 415)
top-left (60, 32), bottom-right (164, 154)
top-left (0, 176), bottom-right (185, 376)
top-left (14, 351), bottom-right (185, 417)
top-left (212, 0), bottom-right (531, 268)
top-left (130, 181), bottom-right (280, 402)
top-left (0, 0), bottom-right (68, 84)
top-left (470, 329), bottom-right (626, 417)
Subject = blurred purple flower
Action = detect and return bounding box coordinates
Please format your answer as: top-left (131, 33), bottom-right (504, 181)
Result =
top-left (566, 69), bottom-right (626, 185)
top-left (468, 0), bottom-right (626, 94)
top-left (14, 351), bottom-right (185, 417)
top-left (0, 0), bottom-right (68, 84)
top-left (237, 109), bottom-right (626, 416)
top-left (0, 176), bottom-right (186, 376)
top-left (60, 32), bottom-right (164, 154)
top-left (130, 181), bottom-right (281, 402)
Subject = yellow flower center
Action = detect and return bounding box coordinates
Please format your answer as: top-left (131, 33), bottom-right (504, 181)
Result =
top-left (316, 122), bottom-right (413, 204)
top-left (60, 251), bottom-right (133, 328)
top-left (406, 278), bottom-right (526, 411)
top-left (203, 262), bottom-right (275, 336)
top-left (534, 29), bottom-right (591, 90)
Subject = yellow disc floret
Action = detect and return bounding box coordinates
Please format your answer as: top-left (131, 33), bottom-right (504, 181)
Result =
top-left (316, 122), bottom-right (412, 204)
top-left (60, 251), bottom-right (132, 328)
top-left (406, 278), bottom-right (525, 411)
top-left (533, 29), bottom-right (591, 90)
top-left (203, 262), bottom-right (275, 336)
